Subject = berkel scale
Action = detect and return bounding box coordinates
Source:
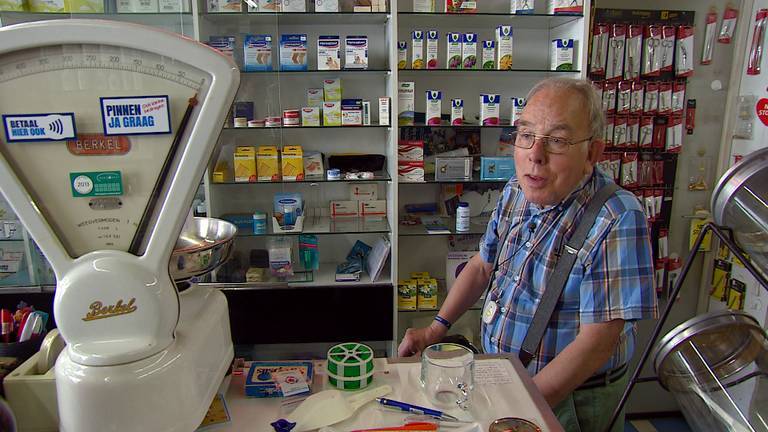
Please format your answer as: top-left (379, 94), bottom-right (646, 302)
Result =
top-left (0, 20), bottom-right (240, 431)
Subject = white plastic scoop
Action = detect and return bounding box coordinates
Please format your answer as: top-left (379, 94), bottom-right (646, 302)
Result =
top-left (286, 384), bottom-right (393, 432)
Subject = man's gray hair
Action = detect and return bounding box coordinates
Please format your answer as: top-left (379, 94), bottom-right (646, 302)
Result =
top-left (525, 78), bottom-right (605, 142)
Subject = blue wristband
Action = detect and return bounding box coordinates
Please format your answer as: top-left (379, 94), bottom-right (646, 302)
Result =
top-left (434, 315), bottom-right (452, 329)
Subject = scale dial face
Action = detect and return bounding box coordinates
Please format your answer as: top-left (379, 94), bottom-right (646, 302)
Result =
top-left (0, 43), bottom-right (208, 258)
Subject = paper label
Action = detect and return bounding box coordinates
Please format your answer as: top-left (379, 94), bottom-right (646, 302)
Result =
top-left (100, 96), bottom-right (171, 136)
top-left (3, 113), bottom-right (76, 142)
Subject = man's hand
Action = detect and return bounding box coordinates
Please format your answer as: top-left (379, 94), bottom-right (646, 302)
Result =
top-left (397, 322), bottom-right (447, 357)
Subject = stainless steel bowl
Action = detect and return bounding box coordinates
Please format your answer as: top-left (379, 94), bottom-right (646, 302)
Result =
top-left (169, 217), bottom-right (237, 282)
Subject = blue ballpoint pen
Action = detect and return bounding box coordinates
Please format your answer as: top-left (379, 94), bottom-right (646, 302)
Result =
top-left (375, 397), bottom-right (460, 421)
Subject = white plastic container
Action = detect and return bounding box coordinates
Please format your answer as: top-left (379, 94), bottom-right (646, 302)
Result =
top-left (456, 202), bottom-right (470, 232)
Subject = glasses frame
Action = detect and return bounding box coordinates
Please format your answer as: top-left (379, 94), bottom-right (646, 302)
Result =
top-left (511, 131), bottom-right (594, 154)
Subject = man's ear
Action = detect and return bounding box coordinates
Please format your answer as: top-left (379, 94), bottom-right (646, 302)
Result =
top-left (587, 138), bottom-right (606, 166)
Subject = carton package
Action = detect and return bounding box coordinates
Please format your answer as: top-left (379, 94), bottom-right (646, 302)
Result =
top-left (446, 33), bottom-right (462, 69)
top-left (426, 30), bottom-right (439, 69)
top-left (510, 0), bottom-right (533, 13)
top-left (233, 101), bottom-right (255, 123)
top-left (451, 99), bottom-right (464, 125)
top-left (244, 35), bottom-right (273, 71)
top-left (481, 156), bottom-right (515, 180)
top-left (350, 183), bottom-right (378, 201)
top-left (411, 271), bottom-right (430, 279)
top-left (314, 0), bottom-right (337, 11)
top-left (510, 97), bottom-right (526, 126)
top-left (413, 0), bottom-right (432, 11)
top-left (65, 0), bottom-right (104, 12)
top-left (397, 41), bottom-right (408, 69)
top-left (398, 279), bottom-right (417, 310)
top-left (398, 82), bottom-right (415, 126)
top-left (0, 0), bottom-right (25, 11)
top-left (330, 200), bottom-right (359, 218)
top-left (398, 160), bottom-right (424, 182)
top-left (344, 36), bottom-right (369, 69)
top-left (257, 0), bottom-right (280, 11)
top-left (257, 146), bottom-right (280, 181)
top-left (480, 94), bottom-right (500, 125)
top-left (411, 31), bottom-right (424, 69)
top-left (445, 0), bottom-right (475, 13)
top-left (301, 107), bottom-right (320, 126)
top-left (359, 200), bottom-right (387, 217)
top-left (462, 33), bottom-right (477, 69)
top-left (303, 151), bottom-right (324, 177)
top-left (234, 146), bottom-right (257, 182)
top-left (425, 90), bottom-right (442, 126)
top-left (307, 88), bottom-right (324, 107)
top-left (322, 101), bottom-right (342, 126)
top-left (378, 97), bottom-right (390, 126)
top-left (317, 36), bottom-right (341, 70)
top-left (244, 361), bottom-right (313, 397)
top-left (482, 40), bottom-right (495, 69)
top-left (207, 36), bottom-right (236, 62)
top-left (549, 0), bottom-right (581, 14)
top-left (323, 78), bottom-right (342, 101)
top-left (551, 38), bottom-right (574, 71)
top-left (281, 146), bottom-right (304, 181)
top-left (446, 251), bottom-right (477, 290)
top-left (435, 157), bottom-right (472, 181)
top-left (362, 100), bottom-right (371, 125)
top-left (417, 278), bottom-right (438, 310)
top-left (281, 0), bottom-right (304, 11)
top-left (398, 139), bottom-right (424, 161)
top-left (206, 0), bottom-right (239, 12)
top-left (159, 0), bottom-right (190, 12)
top-left (212, 161), bottom-right (229, 183)
top-left (341, 99), bottom-right (363, 126)
top-left (279, 34), bottom-right (308, 71)
top-left (496, 25), bottom-right (513, 70)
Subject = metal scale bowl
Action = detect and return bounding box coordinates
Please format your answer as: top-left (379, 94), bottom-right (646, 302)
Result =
top-left (170, 217), bottom-right (237, 283)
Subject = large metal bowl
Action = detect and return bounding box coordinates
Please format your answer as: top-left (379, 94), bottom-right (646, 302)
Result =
top-left (168, 217), bottom-right (237, 282)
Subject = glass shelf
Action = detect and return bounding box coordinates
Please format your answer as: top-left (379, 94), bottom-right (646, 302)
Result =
top-left (398, 278), bottom-right (484, 313)
top-left (398, 216), bottom-right (489, 236)
top-left (398, 68), bottom-right (580, 74)
top-left (0, 238), bottom-right (24, 242)
top-left (0, 11), bottom-right (194, 37)
top-left (236, 216), bottom-right (391, 237)
top-left (242, 69), bottom-right (390, 75)
top-left (399, 172), bottom-right (508, 184)
top-left (202, 11), bottom-right (390, 25)
top-left (223, 124), bottom-right (391, 130)
top-left (208, 261), bottom-right (392, 289)
top-left (399, 123), bottom-right (513, 129)
top-left (396, 12), bottom-right (582, 29)
top-left (212, 170), bottom-right (391, 184)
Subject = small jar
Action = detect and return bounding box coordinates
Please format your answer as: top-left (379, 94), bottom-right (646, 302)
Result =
top-left (248, 119), bottom-right (264, 128)
top-left (265, 116), bottom-right (282, 127)
top-left (282, 109), bottom-right (300, 127)
top-left (456, 202), bottom-right (470, 232)
top-left (252, 211), bottom-right (267, 235)
top-left (234, 117), bottom-right (248, 128)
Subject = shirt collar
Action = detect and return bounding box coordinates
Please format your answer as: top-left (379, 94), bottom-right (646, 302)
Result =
top-left (525, 170), bottom-right (596, 215)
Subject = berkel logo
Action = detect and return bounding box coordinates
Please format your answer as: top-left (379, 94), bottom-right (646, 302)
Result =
top-left (82, 298), bottom-right (138, 321)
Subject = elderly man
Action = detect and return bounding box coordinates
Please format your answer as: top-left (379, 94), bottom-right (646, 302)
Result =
top-left (398, 78), bottom-right (658, 432)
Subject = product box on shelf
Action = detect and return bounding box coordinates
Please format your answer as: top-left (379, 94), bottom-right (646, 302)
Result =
top-left (115, 0), bottom-right (156, 12)
top-left (426, 31), bottom-right (439, 69)
top-left (426, 91), bottom-right (442, 126)
top-left (0, 0), bottom-right (25, 11)
top-left (398, 41), bottom-right (408, 69)
top-left (480, 94), bottom-right (500, 125)
top-left (330, 201), bottom-right (359, 218)
top-left (279, 34), bottom-right (308, 71)
top-left (323, 101), bottom-right (342, 126)
top-left (206, 0), bottom-right (240, 12)
top-left (549, 0), bottom-right (581, 14)
top-left (446, 251), bottom-right (477, 290)
top-left (435, 157), bottom-right (472, 181)
top-left (234, 146), bottom-right (257, 183)
top-left (159, 0), bottom-right (190, 12)
top-left (307, 88), bottom-right (324, 107)
top-left (482, 40), bottom-right (495, 69)
top-left (212, 161), bottom-right (229, 183)
top-left (398, 279), bottom-right (417, 310)
top-left (244, 35), bottom-right (273, 72)
top-left (481, 156), bottom-right (515, 180)
top-left (495, 25), bottom-right (513, 70)
top-left (417, 278), bottom-right (438, 310)
top-left (413, 0), bottom-right (432, 11)
top-left (359, 200), bottom-right (386, 217)
top-left (207, 36), bottom-right (236, 62)
top-left (398, 160), bottom-right (425, 182)
top-left (233, 101), bottom-right (255, 123)
top-left (446, 33), bottom-right (462, 69)
top-left (303, 151), bottom-right (324, 177)
top-left (314, 0), bottom-right (337, 12)
top-left (301, 107), bottom-right (320, 126)
top-left (341, 99), bottom-right (363, 126)
top-left (462, 33), bottom-right (477, 69)
top-left (323, 78), bottom-right (342, 101)
top-left (510, 0), bottom-right (533, 14)
top-left (362, 100), bottom-right (371, 125)
top-left (257, 0), bottom-right (280, 11)
top-left (510, 97), bottom-right (525, 125)
top-left (398, 82), bottom-right (415, 126)
top-left (378, 97), bottom-right (390, 126)
top-left (398, 139), bottom-right (424, 161)
top-left (257, 146), bottom-right (280, 181)
top-left (353, 0), bottom-right (371, 12)
top-left (344, 36), bottom-right (369, 69)
top-left (317, 36), bottom-right (341, 70)
top-left (411, 31), bottom-right (424, 69)
top-left (281, 0), bottom-right (304, 11)
top-left (451, 99), bottom-right (464, 125)
top-left (551, 38), bottom-right (574, 71)
top-left (350, 183), bottom-right (378, 201)
top-left (281, 146), bottom-right (304, 181)
top-left (445, 0), bottom-right (475, 13)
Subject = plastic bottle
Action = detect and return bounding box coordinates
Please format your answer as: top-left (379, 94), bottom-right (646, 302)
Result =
top-left (456, 202), bottom-right (470, 232)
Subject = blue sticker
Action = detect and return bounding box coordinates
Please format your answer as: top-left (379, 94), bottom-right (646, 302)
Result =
top-left (3, 113), bottom-right (77, 142)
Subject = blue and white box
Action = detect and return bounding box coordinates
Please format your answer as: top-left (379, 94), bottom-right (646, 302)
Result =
top-left (318, 35), bottom-right (341, 70)
top-left (481, 156), bottom-right (515, 181)
top-left (244, 35), bottom-right (273, 71)
top-left (344, 35), bottom-right (368, 69)
top-left (280, 34), bottom-right (308, 71)
top-left (510, 0), bottom-right (534, 14)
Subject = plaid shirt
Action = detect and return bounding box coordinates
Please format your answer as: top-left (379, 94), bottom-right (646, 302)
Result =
top-left (479, 168), bottom-right (658, 375)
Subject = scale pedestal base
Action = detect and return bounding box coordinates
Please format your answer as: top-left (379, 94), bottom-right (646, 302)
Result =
top-left (55, 285), bottom-right (233, 432)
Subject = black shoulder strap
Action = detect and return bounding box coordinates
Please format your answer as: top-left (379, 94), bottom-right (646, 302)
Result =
top-left (518, 182), bottom-right (620, 367)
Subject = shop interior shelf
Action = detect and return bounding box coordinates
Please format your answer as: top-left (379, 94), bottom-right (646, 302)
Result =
top-left (201, 11), bottom-right (390, 25)
top-left (212, 170), bottom-right (391, 184)
top-left (400, 123), bottom-right (513, 129)
top-left (241, 69), bottom-right (391, 75)
top-left (396, 12), bottom-right (583, 29)
top-left (210, 260), bottom-right (392, 289)
top-left (398, 278), bottom-right (484, 313)
top-left (222, 124), bottom-right (390, 130)
top-left (398, 216), bottom-right (490, 236)
top-left (398, 172), bottom-right (508, 184)
top-left (0, 238), bottom-right (24, 242)
top-left (398, 68), bottom-right (581, 74)
top-left (236, 216), bottom-right (391, 237)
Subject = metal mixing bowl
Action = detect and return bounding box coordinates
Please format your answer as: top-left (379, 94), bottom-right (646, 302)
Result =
top-left (168, 217), bottom-right (237, 282)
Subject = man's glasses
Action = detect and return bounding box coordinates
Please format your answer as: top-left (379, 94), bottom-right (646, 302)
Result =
top-left (509, 131), bottom-right (593, 154)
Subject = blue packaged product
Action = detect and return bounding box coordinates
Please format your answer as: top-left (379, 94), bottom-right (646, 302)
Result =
top-left (233, 101), bottom-right (254, 121)
top-left (244, 361), bottom-right (314, 397)
top-left (273, 192), bottom-right (303, 228)
top-left (220, 213), bottom-right (253, 231)
top-left (480, 156), bottom-right (516, 181)
top-left (279, 34), bottom-right (308, 71)
top-left (207, 36), bottom-right (236, 62)
top-left (299, 234), bottom-right (319, 270)
top-left (244, 34), bottom-right (273, 71)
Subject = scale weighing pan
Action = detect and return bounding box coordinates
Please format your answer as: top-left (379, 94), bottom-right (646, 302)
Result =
top-left (0, 20), bottom-right (239, 432)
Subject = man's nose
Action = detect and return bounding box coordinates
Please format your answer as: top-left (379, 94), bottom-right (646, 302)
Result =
top-left (527, 137), bottom-right (547, 164)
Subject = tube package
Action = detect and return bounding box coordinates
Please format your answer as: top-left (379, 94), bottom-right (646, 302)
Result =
top-left (747, 9), bottom-right (767, 75)
top-left (676, 26), bottom-right (694, 77)
top-left (642, 25), bottom-right (662, 77)
top-left (591, 23), bottom-right (609, 75)
top-left (624, 25), bottom-right (642, 80)
top-left (606, 24), bottom-right (626, 81)
top-left (718, 7), bottom-right (738, 44)
top-left (702, 11), bottom-right (717, 65)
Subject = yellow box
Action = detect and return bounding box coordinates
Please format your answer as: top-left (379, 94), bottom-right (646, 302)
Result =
top-left (417, 278), bottom-right (438, 310)
top-left (233, 146), bottom-right (256, 183)
top-left (0, 0), bottom-right (26, 11)
top-left (281, 146), bottom-right (304, 181)
top-left (398, 279), bottom-right (417, 311)
top-left (212, 160), bottom-right (229, 183)
top-left (257, 146), bottom-right (279, 182)
top-left (410, 271), bottom-right (430, 280)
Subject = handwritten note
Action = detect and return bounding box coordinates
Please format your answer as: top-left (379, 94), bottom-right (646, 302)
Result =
top-left (475, 360), bottom-right (515, 385)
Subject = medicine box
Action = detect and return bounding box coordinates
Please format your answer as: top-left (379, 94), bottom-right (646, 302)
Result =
top-left (68, 0), bottom-right (105, 12)
top-left (496, 25), bottom-right (513, 70)
top-left (480, 156), bottom-right (515, 181)
top-left (411, 271), bottom-right (430, 279)
top-left (206, 0), bottom-right (240, 12)
top-left (330, 200), bottom-right (359, 218)
top-left (258, 0), bottom-right (280, 11)
top-left (221, 213), bottom-right (254, 231)
top-left (233, 101), bottom-right (255, 122)
top-left (244, 35), bottom-right (272, 71)
top-left (398, 160), bottom-right (424, 182)
top-left (314, 0), bottom-right (337, 11)
top-left (281, 146), bottom-right (304, 181)
top-left (480, 94), bottom-right (500, 125)
top-left (207, 36), bottom-right (236, 62)
top-left (411, 31), bottom-right (424, 69)
top-left (281, 0), bottom-right (304, 11)
top-left (398, 82), bottom-right (415, 126)
top-left (417, 278), bottom-right (438, 310)
top-left (350, 183), bottom-right (377, 201)
top-left (233, 146), bottom-right (257, 183)
top-left (398, 140), bottom-right (424, 161)
top-left (378, 97), bottom-right (390, 126)
top-left (301, 107), bottom-right (320, 126)
top-left (413, 0), bottom-right (432, 12)
top-left (359, 200), bottom-right (386, 217)
top-left (279, 34), bottom-right (308, 71)
top-left (482, 40), bottom-right (495, 69)
top-left (257, 146), bottom-right (279, 181)
top-left (434, 157), bottom-right (472, 181)
top-left (397, 41), bottom-right (407, 69)
top-left (245, 361), bottom-right (313, 398)
top-left (446, 251), bottom-right (476, 291)
top-left (116, 0), bottom-right (157, 12)
top-left (341, 99), bottom-right (363, 126)
top-left (303, 151), bottom-right (324, 177)
top-left (398, 279), bottom-right (417, 310)
top-left (212, 161), bottom-right (229, 183)
top-left (551, 38), bottom-right (574, 71)
top-left (317, 36), bottom-right (341, 70)
top-left (0, 0), bottom-right (25, 11)
top-left (322, 101), bottom-right (342, 126)
top-left (426, 30), bottom-right (439, 69)
top-left (451, 99), bottom-right (464, 125)
top-left (159, 0), bottom-right (190, 12)
top-left (510, 0), bottom-right (533, 13)
top-left (446, 33), bottom-right (462, 69)
top-left (307, 88), bottom-right (324, 107)
top-left (344, 36), bottom-right (369, 69)
top-left (462, 33), bottom-right (477, 69)
top-left (425, 90), bottom-right (442, 126)
top-left (323, 78), bottom-right (342, 101)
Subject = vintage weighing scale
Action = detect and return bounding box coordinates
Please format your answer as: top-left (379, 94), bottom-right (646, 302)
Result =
top-left (0, 20), bottom-right (240, 431)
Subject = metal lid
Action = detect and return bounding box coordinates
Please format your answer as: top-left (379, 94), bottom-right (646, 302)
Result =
top-left (711, 147), bottom-right (768, 226)
top-left (653, 310), bottom-right (766, 390)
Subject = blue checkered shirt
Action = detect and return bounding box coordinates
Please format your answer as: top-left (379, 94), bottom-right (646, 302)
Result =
top-left (479, 168), bottom-right (658, 375)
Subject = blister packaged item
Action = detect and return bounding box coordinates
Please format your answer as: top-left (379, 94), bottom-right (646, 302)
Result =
top-left (642, 25), bottom-right (662, 77)
top-left (676, 25), bottom-right (694, 77)
top-left (606, 24), bottom-right (626, 81)
top-left (412, 30), bottom-right (424, 69)
top-left (451, 99), bottom-right (464, 125)
top-left (482, 40), bottom-right (495, 69)
top-left (592, 80), bottom-right (603, 105)
top-left (627, 115), bottom-right (639, 148)
top-left (644, 81), bottom-right (659, 114)
top-left (496, 25), bottom-right (514, 70)
top-left (658, 81), bottom-right (672, 115)
top-left (510, 97), bottom-right (526, 126)
top-left (652, 116), bottom-right (667, 149)
top-left (672, 81), bottom-right (686, 116)
top-left (603, 114), bottom-right (615, 146)
top-left (317, 35), bottom-right (341, 70)
top-left (639, 160), bottom-right (652, 187)
top-left (657, 227), bottom-right (668, 259)
top-left (345, 35), bottom-right (368, 69)
top-left (609, 154), bottom-right (621, 182)
top-left (446, 33), bottom-right (463, 69)
top-left (426, 31), bottom-right (439, 69)
top-left (616, 80), bottom-right (631, 114)
top-left (718, 7), bottom-right (738, 43)
top-left (621, 152), bottom-right (638, 188)
top-left (590, 23), bottom-right (609, 75)
top-left (426, 90), bottom-right (442, 125)
top-left (397, 41), bottom-right (408, 70)
top-left (630, 81), bottom-right (644, 115)
top-left (661, 25), bottom-right (676, 73)
top-left (624, 25), bottom-right (642, 80)
top-left (639, 116), bottom-right (653, 148)
top-left (279, 34), bottom-right (308, 71)
top-left (613, 116), bottom-right (627, 148)
top-left (666, 114), bottom-right (683, 153)
top-left (702, 11), bottom-right (717, 64)
top-left (597, 155), bottom-right (612, 177)
top-left (747, 9), bottom-right (767, 75)
top-left (685, 99), bottom-right (696, 134)
top-left (654, 260), bottom-right (666, 294)
top-left (462, 33), bottom-right (478, 69)
top-left (480, 94), bottom-right (500, 125)
top-left (653, 158), bottom-right (665, 185)
top-left (602, 81), bottom-right (617, 114)
top-left (268, 237), bottom-right (294, 277)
